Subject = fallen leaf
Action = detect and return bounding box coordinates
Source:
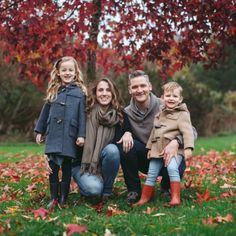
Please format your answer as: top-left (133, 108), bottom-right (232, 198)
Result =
top-left (202, 213), bottom-right (234, 225)
top-left (106, 205), bottom-right (127, 217)
top-left (104, 228), bottom-right (115, 236)
top-left (91, 202), bottom-right (104, 214)
top-left (215, 213), bottom-right (234, 223)
top-left (152, 213), bottom-right (166, 217)
top-left (142, 207), bottom-right (158, 214)
top-left (33, 207), bottom-right (49, 219)
top-left (220, 183), bottom-right (236, 189)
top-left (194, 189), bottom-right (211, 204)
top-left (64, 224), bottom-right (87, 236)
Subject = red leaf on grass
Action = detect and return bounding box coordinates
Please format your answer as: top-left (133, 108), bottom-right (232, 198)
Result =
top-left (91, 202), bottom-right (104, 214)
top-left (194, 189), bottom-right (211, 204)
top-left (202, 213), bottom-right (234, 225)
top-left (202, 216), bottom-right (214, 225)
top-left (106, 205), bottom-right (127, 217)
top-left (65, 224), bottom-right (87, 236)
top-left (33, 207), bottom-right (49, 219)
top-left (0, 193), bottom-right (11, 203)
top-left (184, 180), bottom-right (192, 189)
top-left (220, 190), bottom-right (235, 198)
top-left (215, 213), bottom-right (234, 223)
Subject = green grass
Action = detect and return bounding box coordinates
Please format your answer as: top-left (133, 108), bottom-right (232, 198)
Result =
top-left (194, 133), bottom-right (236, 155)
top-left (0, 143), bottom-right (43, 163)
top-left (0, 135), bottom-right (236, 235)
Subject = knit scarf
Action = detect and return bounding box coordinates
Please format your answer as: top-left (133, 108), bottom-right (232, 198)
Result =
top-left (80, 104), bottom-right (120, 175)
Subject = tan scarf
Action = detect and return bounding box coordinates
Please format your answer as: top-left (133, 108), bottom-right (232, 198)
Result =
top-left (80, 104), bottom-right (120, 175)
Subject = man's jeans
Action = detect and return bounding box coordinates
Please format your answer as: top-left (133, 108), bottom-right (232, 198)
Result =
top-left (72, 144), bottom-right (120, 197)
top-left (119, 139), bottom-right (186, 193)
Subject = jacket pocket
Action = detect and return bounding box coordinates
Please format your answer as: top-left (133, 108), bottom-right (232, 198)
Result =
top-left (69, 119), bottom-right (78, 138)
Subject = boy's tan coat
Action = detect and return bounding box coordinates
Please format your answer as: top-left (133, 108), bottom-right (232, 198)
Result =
top-left (146, 103), bottom-right (194, 158)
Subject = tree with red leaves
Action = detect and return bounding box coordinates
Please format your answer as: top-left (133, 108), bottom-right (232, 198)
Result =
top-left (0, 0), bottom-right (235, 85)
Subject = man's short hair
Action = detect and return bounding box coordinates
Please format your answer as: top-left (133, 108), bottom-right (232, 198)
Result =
top-left (128, 70), bottom-right (149, 85)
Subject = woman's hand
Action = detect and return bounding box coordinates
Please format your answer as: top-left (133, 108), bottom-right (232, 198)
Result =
top-left (117, 132), bottom-right (134, 153)
top-left (76, 137), bottom-right (85, 147)
top-left (36, 133), bottom-right (44, 144)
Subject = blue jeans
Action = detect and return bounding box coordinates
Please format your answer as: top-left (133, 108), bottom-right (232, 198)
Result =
top-left (145, 155), bottom-right (183, 186)
top-left (119, 139), bottom-right (186, 193)
top-left (72, 144), bottom-right (120, 197)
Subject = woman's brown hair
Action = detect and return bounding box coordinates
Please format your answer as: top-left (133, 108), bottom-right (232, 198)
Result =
top-left (87, 78), bottom-right (124, 124)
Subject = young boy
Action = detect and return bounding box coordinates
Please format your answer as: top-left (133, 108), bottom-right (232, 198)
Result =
top-left (133, 81), bottom-right (194, 206)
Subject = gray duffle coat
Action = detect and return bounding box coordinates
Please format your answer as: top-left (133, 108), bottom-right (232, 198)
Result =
top-left (34, 84), bottom-right (86, 159)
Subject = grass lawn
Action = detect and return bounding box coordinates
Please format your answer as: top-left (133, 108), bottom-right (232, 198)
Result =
top-left (0, 134), bottom-right (236, 235)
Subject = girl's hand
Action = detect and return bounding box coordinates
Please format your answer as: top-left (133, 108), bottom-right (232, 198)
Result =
top-left (36, 133), bottom-right (44, 144)
top-left (76, 137), bottom-right (85, 147)
top-left (44, 155), bottom-right (52, 174)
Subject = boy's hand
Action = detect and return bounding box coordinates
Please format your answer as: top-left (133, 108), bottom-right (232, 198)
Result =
top-left (184, 148), bottom-right (192, 160)
top-left (76, 137), bottom-right (85, 147)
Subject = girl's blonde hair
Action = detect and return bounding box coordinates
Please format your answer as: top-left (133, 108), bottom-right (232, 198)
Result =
top-left (46, 56), bottom-right (87, 102)
top-left (87, 78), bottom-right (124, 124)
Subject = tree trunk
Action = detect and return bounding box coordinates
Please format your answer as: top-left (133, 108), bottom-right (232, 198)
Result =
top-left (86, 0), bottom-right (101, 83)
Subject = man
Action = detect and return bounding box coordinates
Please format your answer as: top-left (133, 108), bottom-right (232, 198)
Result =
top-left (117, 70), bottom-right (192, 205)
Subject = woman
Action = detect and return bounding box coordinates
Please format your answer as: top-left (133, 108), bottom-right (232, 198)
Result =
top-left (72, 78), bottom-right (130, 201)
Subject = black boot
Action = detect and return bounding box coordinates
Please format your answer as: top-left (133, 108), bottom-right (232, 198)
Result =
top-left (59, 182), bottom-right (70, 208)
top-left (47, 183), bottom-right (59, 210)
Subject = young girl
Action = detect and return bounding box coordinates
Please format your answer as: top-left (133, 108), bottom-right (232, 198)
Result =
top-left (133, 81), bottom-right (194, 207)
top-left (34, 56), bottom-right (87, 209)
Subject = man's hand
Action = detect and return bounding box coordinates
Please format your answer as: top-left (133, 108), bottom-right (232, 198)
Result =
top-left (36, 133), bottom-right (44, 144)
top-left (117, 132), bottom-right (133, 153)
top-left (163, 139), bottom-right (179, 166)
top-left (76, 137), bottom-right (85, 147)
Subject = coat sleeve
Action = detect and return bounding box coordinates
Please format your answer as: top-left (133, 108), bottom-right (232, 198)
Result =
top-left (34, 102), bottom-right (51, 134)
top-left (77, 94), bottom-right (86, 138)
top-left (178, 112), bottom-right (195, 150)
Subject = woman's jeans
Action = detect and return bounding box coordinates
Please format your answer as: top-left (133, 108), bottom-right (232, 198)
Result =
top-left (145, 155), bottom-right (183, 186)
top-left (72, 144), bottom-right (120, 197)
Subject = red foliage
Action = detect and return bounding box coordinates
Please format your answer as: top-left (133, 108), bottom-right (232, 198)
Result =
top-left (1, 1), bottom-right (236, 84)
top-left (64, 224), bottom-right (87, 236)
top-left (33, 207), bottom-right (49, 219)
top-left (202, 213), bottom-right (234, 225)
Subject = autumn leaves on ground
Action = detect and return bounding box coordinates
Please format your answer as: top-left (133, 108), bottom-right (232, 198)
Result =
top-left (0, 146), bottom-right (236, 235)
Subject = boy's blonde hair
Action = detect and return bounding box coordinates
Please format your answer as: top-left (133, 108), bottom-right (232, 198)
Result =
top-left (46, 56), bottom-right (87, 102)
top-left (162, 81), bottom-right (183, 95)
